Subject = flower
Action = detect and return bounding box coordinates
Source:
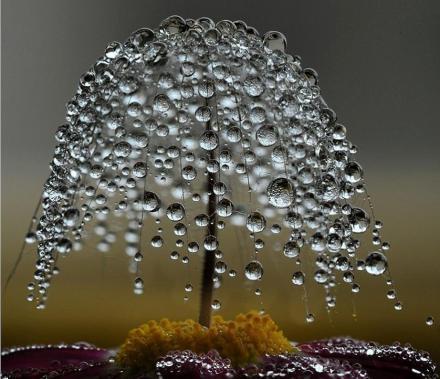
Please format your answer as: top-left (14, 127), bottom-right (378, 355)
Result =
top-left (2, 339), bottom-right (437, 378)
top-left (117, 311), bottom-right (296, 369)
top-left (2, 314), bottom-right (437, 378)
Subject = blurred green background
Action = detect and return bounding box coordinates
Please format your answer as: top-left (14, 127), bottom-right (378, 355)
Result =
top-left (2, 0), bottom-right (439, 364)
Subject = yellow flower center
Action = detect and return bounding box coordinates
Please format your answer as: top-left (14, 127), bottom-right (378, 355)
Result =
top-left (117, 310), bottom-right (296, 369)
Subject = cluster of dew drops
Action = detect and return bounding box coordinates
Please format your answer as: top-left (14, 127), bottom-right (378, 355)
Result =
top-left (21, 15), bottom-right (434, 326)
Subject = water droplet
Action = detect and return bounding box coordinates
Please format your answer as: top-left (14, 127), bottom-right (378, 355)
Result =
top-left (211, 299), bottom-right (221, 310)
top-left (244, 76), bottom-right (265, 97)
top-left (204, 235), bottom-right (218, 251)
top-left (133, 277), bottom-right (144, 295)
top-left (215, 261), bottom-right (227, 274)
top-left (200, 131), bottom-right (219, 151)
top-left (365, 251), bottom-right (388, 276)
top-left (306, 313), bottom-right (315, 323)
top-left (133, 162), bottom-right (147, 178)
top-left (114, 141), bottom-right (132, 157)
top-left (314, 269), bottom-right (328, 284)
top-left (166, 203), bottom-right (185, 222)
top-left (245, 260), bottom-right (263, 280)
top-left (344, 161), bottom-right (363, 183)
top-left (291, 271), bottom-right (305, 285)
top-left (263, 31), bottom-right (287, 52)
top-left (143, 191), bottom-right (161, 212)
top-left (217, 198), bottom-right (233, 217)
top-left (267, 178), bottom-right (294, 208)
top-left (182, 165), bottom-right (197, 181)
top-left (349, 208), bottom-right (370, 233)
top-left (394, 301), bottom-right (403, 311)
top-left (195, 106), bottom-right (212, 122)
top-left (256, 125), bottom-right (278, 146)
top-left (246, 212), bottom-right (266, 233)
top-left (284, 241), bottom-right (300, 258)
top-left (63, 209), bottom-right (79, 228)
top-left (159, 15), bottom-right (188, 35)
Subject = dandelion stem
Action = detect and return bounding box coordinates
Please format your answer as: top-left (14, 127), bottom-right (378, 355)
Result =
top-left (199, 104), bottom-right (217, 327)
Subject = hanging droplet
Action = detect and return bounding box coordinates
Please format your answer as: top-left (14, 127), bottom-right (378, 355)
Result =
top-left (267, 178), bottom-right (294, 208)
top-left (256, 124), bottom-right (278, 146)
top-left (245, 260), bottom-right (263, 281)
top-left (211, 299), bottom-right (221, 310)
top-left (204, 235), bottom-right (218, 251)
top-left (291, 271), bottom-right (305, 286)
top-left (166, 203), bottom-right (185, 222)
top-left (306, 313), bottom-right (315, 323)
top-left (217, 198), bottom-right (233, 217)
top-left (246, 212), bottom-right (266, 233)
top-left (133, 277), bottom-right (144, 295)
top-left (284, 241), bottom-right (300, 258)
top-left (349, 208), bottom-right (370, 233)
top-left (365, 251), bottom-right (388, 276)
top-left (200, 131), bottom-right (219, 151)
top-left (143, 191), bottom-right (161, 212)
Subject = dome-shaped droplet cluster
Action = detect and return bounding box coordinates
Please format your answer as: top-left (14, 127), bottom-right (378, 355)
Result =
top-left (20, 16), bottom-right (405, 321)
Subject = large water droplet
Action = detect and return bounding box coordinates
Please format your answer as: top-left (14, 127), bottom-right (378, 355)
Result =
top-left (246, 212), bottom-right (266, 233)
top-left (200, 131), bottom-right (219, 151)
top-left (267, 178), bottom-right (294, 208)
top-left (166, 203), bottom-right (185, 222)
top-left (245, 260), bottom-right (263, 280)
top-left (365, 251), bottom-right (388, 275)
top-left (256, 124), bottom-right (278, 146)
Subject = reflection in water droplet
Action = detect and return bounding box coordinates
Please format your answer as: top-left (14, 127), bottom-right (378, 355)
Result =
top-left (245, 261), bottom-right (263, 281)
top-left (365, 251), bottom-right (388, 276)
top-left (267, 178), bottom-right (294, 208)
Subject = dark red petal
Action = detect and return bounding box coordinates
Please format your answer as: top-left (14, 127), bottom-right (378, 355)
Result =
top-left (155, 350), bottom-right (235, 379)
top-left (237, 353), bottom-right (369, 378)
top-left (298, 337), bottom-right (437, 378)
top-left (1, 343), bottom-right (114, 378)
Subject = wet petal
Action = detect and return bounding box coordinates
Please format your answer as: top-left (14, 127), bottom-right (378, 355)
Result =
top-left (1, 343), bottom-right (117, 378)
top-left (155, 350), bottom-right (235, 378)
top-left (298, 338), bottom-right (437, 378)
top-left (237, 353), bottom-right (368, 378)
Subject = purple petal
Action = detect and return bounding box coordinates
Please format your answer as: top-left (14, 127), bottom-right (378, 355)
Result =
top-left (155, 350), bottom-right (235, 379)
top-left (298, 337), bottom-right (437, 378)
top-left (236, 353), bottom-right (368, 378)
top-left (1, 343), bottom-right (116, 378)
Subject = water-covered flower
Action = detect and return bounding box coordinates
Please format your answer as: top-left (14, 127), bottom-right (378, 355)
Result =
top-left (13, 15), bottom-right (408, 327)
top-left (2, 336), bottom-right (437, 378)
top-left (117, 311), bottom-right (296, 369)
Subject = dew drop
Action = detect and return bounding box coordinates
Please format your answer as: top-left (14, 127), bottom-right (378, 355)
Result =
top-left (256, 124), bottom-right (278, 146)
top-left (267, 177), bottom-right (294, 208)
top-left (246, 212), bottom-right (266, 233)
top-left (291, 271), bottom-right (305, 285)
top-left (365, 251), bottom-right (388, 276)
top-left (200, 131), bottom-right (219, 151)
top-left (211, 299), bottom-right (221, 310)
top-left (306, 313), bottom-right (315, 323)
top-left (244, 260), bottom-right (263, 280)
top-left (166, 203), bottom-right (185, 222)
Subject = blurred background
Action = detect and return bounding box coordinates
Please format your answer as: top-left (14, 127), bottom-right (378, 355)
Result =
top-left (2, 0), bottom-right (440, 363)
